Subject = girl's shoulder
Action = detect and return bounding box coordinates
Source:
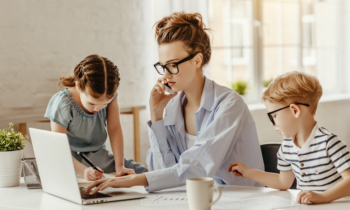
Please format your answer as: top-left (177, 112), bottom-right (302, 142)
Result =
top-left (44, 89), bottom-right (74, 128)
top-left (47, 89), bottom-right (74, 111)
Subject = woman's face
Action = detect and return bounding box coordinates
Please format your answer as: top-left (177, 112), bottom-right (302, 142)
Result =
top-left (158, 41), bottom-right (201, 92)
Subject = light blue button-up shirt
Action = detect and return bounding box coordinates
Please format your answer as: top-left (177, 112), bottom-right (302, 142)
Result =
top-left (145, 77), bottom-right (264, 192)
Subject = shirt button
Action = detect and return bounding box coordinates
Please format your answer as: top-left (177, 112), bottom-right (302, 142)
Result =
top-left (300, 163), bottom-right (304, 167)
top-left (302, 173), bottom-right (306, 177)
top-left (151, 136), bottom-right (155, 140)
top-left (154, 145), bottom-right (158, 149)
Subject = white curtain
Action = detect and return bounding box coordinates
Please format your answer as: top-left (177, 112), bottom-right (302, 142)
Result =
top-left (153, 0), bottom-right (209, 26)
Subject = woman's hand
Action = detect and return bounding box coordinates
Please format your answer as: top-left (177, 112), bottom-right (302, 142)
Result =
top-left (228, 162), bottom-right (251, 178)
top-left (149, 77), bottom-right (177, 123)
top-left (83, 167), bottom-right (104, 181)
top-left (85, 174), bottom-right (149, 195)
top-left (115, 166), bottom-right (135, 177)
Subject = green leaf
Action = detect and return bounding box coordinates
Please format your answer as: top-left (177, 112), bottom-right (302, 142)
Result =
top-left (0, 123), bottom-right (27, 151)
top-left (231, 81), bottom-right (249, 95)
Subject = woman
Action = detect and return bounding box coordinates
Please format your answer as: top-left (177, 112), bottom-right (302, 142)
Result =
top-left (86, 12), bottom-right (264, 194)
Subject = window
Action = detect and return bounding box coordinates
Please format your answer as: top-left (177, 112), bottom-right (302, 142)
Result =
top-left (209, 0), bottom-right (347, 103)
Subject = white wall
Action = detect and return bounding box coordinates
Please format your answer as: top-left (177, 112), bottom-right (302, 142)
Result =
top-left (0, 0), bottom-right (154, 166)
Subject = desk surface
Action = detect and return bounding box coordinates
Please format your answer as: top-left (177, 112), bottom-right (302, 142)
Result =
top-left (0, 179), bottom-right (349, 210)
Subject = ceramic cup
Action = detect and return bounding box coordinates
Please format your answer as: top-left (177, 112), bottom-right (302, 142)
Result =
top-left (186, 177), bottom-right (222, 210)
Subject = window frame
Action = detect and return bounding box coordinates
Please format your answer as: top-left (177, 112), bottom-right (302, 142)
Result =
top-left (213, 0), bottom-right (348, 104)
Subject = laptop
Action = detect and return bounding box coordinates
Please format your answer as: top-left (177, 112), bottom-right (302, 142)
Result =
top-left (29, 128), bottom-right (146, 205)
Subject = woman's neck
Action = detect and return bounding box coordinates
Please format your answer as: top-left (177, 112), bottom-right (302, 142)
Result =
top-left (183, 73), bottom-right (205, 108)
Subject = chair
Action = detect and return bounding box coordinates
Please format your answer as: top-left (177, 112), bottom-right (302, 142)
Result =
top-left (260, 143), bottom-right (297, 189)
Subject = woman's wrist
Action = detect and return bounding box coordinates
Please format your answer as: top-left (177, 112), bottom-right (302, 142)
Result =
top-left (151, 111), bottom-right (163, 123)
top-left (132, 174), bottom-right (149, 186)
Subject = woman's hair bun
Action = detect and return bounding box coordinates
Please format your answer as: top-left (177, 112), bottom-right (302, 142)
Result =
top-left (154, 12), bottom-right (211, 67)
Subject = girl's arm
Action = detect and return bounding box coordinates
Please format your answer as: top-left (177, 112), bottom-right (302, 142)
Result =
top-left (107, 98), bottom-right (135, 176)
top-left (51, 121), bottom-right (103, 181)
top-left (229, 162), bottom-right (296, 190)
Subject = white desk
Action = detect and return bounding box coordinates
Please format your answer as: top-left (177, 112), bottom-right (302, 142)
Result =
top-left (0, 179), bottom-right (349, 210)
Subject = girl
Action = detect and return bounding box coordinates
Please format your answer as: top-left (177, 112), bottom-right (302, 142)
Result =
top-left (86, 12), bottom-right (264, 194)
top-left (44, 54), bottom-right (147, 181)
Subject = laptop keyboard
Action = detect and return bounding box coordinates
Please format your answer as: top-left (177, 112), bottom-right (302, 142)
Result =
top-left (79, 187), bottom-right (112, 199)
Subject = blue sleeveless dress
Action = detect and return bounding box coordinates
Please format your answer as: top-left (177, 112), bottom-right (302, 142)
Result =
top-left (44, 88), bottom-right (147, 173)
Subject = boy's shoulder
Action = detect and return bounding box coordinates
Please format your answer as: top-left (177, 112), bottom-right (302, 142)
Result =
top-left (316, 125), bottom-right (335, 137)
top-left (310, 125), bottom-right (339, 148)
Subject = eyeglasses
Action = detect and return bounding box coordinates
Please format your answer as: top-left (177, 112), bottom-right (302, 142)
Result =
top-left (154, 54), bottom-right (196, 75)
top-left (267, 103), bottom-right (310, 125)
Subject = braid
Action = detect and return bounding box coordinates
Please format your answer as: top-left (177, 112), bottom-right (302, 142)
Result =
top-left (59, 55), bottom-right (120, 99)
top-left (98, 56), bottom-right (108, 95)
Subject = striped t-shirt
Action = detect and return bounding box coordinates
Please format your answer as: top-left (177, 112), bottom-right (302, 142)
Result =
top-left (277, 124), bottom-right (350, 191)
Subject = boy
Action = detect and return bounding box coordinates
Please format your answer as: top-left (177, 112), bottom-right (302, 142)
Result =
top-left (229, 71), bottom-right (350, 204)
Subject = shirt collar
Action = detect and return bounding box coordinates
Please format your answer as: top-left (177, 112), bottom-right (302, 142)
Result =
top-left (200, 77), bottom-right (215, 111)
top-left (294, 122), bottom-right (319, 151)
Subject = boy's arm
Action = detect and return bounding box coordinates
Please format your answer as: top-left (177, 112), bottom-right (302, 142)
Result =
top-left (297, 168), bottom-right (350, 204)
top-left (229, 162), bottom-right (295, 190)
top-left (107, 97), bottom-right (135, 176)
top-left (320, 168), bottom-right (350, 202)
top-left (249, 170), bottom-right (295, 190)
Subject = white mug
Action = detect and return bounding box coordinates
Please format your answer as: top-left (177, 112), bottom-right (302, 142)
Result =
top-left (186, 177), bottom-right (222, 210)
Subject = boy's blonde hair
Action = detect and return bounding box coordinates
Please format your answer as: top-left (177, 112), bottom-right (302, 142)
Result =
top-left (262, 71), bottom-right (323, 115)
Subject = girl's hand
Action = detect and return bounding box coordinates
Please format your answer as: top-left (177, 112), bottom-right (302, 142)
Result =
top-left (297, 191), bottom-right (328, 205)
top-left (83, 167), bottom-right (104, 181)
top-left (149, 77), bottom-right (177, 123)
top-left (228, 162), bottom-right (250, 178)
top-left (115, 166), bottom-right (135, 177)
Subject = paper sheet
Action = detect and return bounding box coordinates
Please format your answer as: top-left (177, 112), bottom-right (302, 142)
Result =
top-left (141, 190), bottom-right (256, 207)
top-left (212, 196), bottom-right (297, 210)
top-left (141, 192), bottom-right (188, 206)
top-left (76, 172), bottom-right (117, 185)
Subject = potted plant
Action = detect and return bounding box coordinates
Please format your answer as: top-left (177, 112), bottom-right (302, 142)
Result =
top-left (0, 123), bottom-right (27, 187)
top-left (231, 81), bottom-right (249, 96)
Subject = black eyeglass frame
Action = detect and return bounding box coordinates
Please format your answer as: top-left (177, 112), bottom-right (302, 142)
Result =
top-left (267, 103), bottom-right (310, 125)
top-left (153, 54), bottom-right (196, 75)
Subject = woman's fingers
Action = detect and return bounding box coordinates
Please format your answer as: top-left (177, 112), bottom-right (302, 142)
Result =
top-left (99, 181), bottom-right (112, 191)
top-left (90, 184), bottom-right (103, 195)
top-left (154, 85), bottom-right (164, 94)
top-left (156, 82), bottom-right (166, 92)
top-left (157, 77), bottom-right (167, 84)
top-left (85, 179), bottom-right (105, 193)
top-left (90, 179), bottom-right (117, 194)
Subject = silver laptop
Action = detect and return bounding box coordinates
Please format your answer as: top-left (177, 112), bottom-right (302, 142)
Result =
top-left (29, 128), bottom-right (146, 205)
